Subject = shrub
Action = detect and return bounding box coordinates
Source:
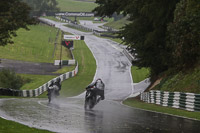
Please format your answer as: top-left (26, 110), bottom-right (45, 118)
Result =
top-left (0, 69), bottom-right (29, 90)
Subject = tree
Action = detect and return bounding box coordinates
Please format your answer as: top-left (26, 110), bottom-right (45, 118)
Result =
top-left (167, 0), bottom-right (200, 70)
top-left (93, 0), bottom-right (180, 77)
top-left (0, 0), bottom-right (35, 46)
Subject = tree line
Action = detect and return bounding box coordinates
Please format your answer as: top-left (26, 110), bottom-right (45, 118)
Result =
top-left (93, 0), bottom-right (200, 79)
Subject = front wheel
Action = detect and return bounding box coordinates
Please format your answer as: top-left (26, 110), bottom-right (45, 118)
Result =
top-left (88, 98), bottom-right (95, 109)
top-left (85, 97), bottom-right (95, 110)
top-left (48, 89), bottom-right (55, 103)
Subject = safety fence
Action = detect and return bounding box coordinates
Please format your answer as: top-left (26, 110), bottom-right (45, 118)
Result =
top-left (123, 48), bottom-right (137, 64)
top-left (56, 16), bottom-right (74, 23)
top-left (140, 90), bottom-right (200, 112)
top-left (0, 63), bottom-right (78, 97)
top-left (101, 26), bottom-right (119, 32)
top-left (39, 18), bottom-right (55, 27)
top-left (67, 22), bottom-right (118, 38)
top-left (54, 60), bottom-right (76, 66)
top-left (68, 23), bottom-right (93, 32)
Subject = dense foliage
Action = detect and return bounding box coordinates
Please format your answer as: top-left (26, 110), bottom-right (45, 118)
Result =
top-left (0, 0), bottom-right (35, 46)
top-left (0, 69), bottom-right (30, 90)
top-left (94, 0), bottom-right (200, 78)
top-left (167, 0), bottom-right (200, 70)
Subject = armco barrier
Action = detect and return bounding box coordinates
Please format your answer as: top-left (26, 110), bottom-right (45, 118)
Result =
top-left (123, 48), bottom-right (137, 64)
top-left (54, 60), bottom-right (76, 65)
top-left (38, 18), bottom-right (55, 27)
top-left (140, 90), bottom-right (200, 112)
top-left (0, 63), bottom-right (78, 97)
top-left (68, 23), bottom-right (93, 32)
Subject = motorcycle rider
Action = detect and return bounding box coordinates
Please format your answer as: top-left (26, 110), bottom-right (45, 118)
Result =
top-left (54, 77), bottom-right (61, 96)
top-left (86, 78), bottom-right (105, 103)
top-left (47, 78), bottom-right (61, 102)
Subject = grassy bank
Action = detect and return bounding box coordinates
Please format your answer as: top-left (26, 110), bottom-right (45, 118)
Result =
top-left (19, 74), bottom-right (56, 90)
top-left (56, 0), bottom-right (97, 12)
top-left (0, 24), bottom-right (56, 63)
top-left (131, 66), bottom-right (150, 83)
top-left (0, 117), bottom-right (51, 133)
top-left (0, 24), bottom-right (71, 63)
top-left (60, 40), bottom-right (96, 97)
top-left (123, 97), bottom-right (200, 121)
top-left (104, 17), bottom-right (131, 30)
top-left (153, 66), bottom-right (200, 93)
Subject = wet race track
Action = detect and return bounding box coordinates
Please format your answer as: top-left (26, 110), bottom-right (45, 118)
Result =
top-left (0, 98), bottom-right (200, 133)
top-left (0, 19), bottom-right (200, 133)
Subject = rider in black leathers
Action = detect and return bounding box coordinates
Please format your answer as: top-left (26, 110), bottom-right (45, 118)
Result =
top-left (54, 78), bottom-right (61, 96)
top-left (47, 78), bottom-right (61, 102)
top-left (86, 78), bottom-right (105, 102)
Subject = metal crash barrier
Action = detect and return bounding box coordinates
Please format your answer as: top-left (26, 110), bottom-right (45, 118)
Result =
top-left (140, 90), bottom-right (200, 112)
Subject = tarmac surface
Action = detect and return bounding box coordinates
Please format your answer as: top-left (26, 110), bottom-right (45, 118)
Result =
top-left (0, 98), bottom-right (200, 133)
top-left (0, 59), bottom-right (60, 75)
top-left (0, 19), bottom-right (200, 133)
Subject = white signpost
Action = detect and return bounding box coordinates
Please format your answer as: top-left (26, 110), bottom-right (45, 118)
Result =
top-left (63, 35), bottom-right (84, 40)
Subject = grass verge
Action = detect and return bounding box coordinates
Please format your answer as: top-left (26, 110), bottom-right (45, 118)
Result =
top-left (56, 0), bottom-right (97, 12)
top-left (153, 66), bottom-right (200, 93)
top-left (60, 40), bottom-right (96, 97)
top-left (53, 30), bottom-right (72, 60)
top-left (131, 66), bottom-right (150, 83)
top-left (0, 24), bottom-right (57, 63)
top-left (104, 17), bottom-right (131, 30)
top-left (0, 24), bottom-right (56, 63)
top-left (123, 97), bottom-right (200, 121)
top-left (0, 24), bottom-right (71, 63)
top-left (53, 66), bottom-right (75, 74)
top-left (0, 117), bottom-right (51, 133)
top-left (19, 74), bottom-right (56, 91)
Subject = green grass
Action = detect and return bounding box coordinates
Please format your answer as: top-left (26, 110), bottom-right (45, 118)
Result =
top-left (0, 24), bottom-right (71, 62)
top-left (131, 66), bottom-right (150, 83)
top-left (54, 31), bottom-right (72, 60)
top-left (154, 66), bottom-right (200, 93)
top-left (56, 0), bottom-right (97, 12)
top-left (53, 66), bottom-right (75, 74)
top-left (0, 24), bottom-right (58, 63)
top-left (19, 74), bottom-right (56, 90)
top-left (104, 17), bottom-right (131, 30)
top-left (110, 38), bottom-right (123, 44)
top-left (60, 40), bottom-right (96, 97)
top-left (0, 117), bottom-right (51, 133)
top-left (123, 98), bottom-right (200, 121)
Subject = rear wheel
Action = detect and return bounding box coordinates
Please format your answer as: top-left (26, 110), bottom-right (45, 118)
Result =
top-left (85, 97), bottom-right (95, 110)
top-left (84, 99), bottom-right (89, 109)
top-left (89, 97), bottom-right (96, 109)
top-left (48, 90), bottom-right (55, 103)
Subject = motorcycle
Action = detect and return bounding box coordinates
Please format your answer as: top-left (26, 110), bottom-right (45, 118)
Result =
top-left (47, 85), bottom-right (59, 103)
top-left (84, 86), bottom-right (101, 110)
